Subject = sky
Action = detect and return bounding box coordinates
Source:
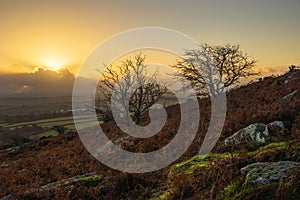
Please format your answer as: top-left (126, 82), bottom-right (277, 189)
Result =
top-left (0, 0), bottom-right (299, 77)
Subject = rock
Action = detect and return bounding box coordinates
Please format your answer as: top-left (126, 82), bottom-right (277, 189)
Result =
top-left (224, 123), bottom-right (274, 148)
top-left (0, 195), bottom-right (14, 200)
top-left (41, 173), bottom-right (102, 189)
top-left (266, 121), bottom-right (285, 139)
top-left (267, 121), bottom-right (284, 129)
top-left (240, 161), bottom-right (299, 186)
top-left (282, 89), bottom-right (299, 103)
top-left (11, 143), bottom-right (30, 154)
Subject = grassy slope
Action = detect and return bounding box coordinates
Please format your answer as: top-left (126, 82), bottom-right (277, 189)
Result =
top-left (0, 71), bottom-right (299, 199)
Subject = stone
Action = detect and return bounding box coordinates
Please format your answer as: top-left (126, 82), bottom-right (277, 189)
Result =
top-left (224, 123), bottom-right (273, 148)
top-left (267, 121), bottom-right (284, 129)
top-left (0, 195), bottom-right (14, 200)
top-left (240, 161), bottom-right (299, 186)
top-left (11, 143), bottom-right (30, 154)
top-left (41, 173), bottom-right (102, 189)
top-left (266, 121), bottom-right (284, 139)
top-left (282, 89), bottom-right (299, 103)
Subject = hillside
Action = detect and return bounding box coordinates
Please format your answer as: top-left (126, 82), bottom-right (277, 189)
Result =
top-left (0, 70), bottom-right (299, 199)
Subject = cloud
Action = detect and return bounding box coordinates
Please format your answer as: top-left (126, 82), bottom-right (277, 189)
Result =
top-left (15, 85), bottom-right (32, 93)
top-left (0, 64), bottom-right (26, 74)
top-left (0, 68), bottom-right (75, 96)
top-left (253, 65), bottom-right (287, 76)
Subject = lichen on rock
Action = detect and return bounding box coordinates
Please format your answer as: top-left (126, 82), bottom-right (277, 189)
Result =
top-left (224, 123), bottom-right (281, 149)
top-left (240, 161), bottom-right (299, 186)
top-left (267, 121), bottom-right (284, 129)
top-left (224, 123), bottom-right (270, 146)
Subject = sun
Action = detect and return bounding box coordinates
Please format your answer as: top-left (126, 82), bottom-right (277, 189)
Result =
top-left (43, 58), bottom-right (65, 71)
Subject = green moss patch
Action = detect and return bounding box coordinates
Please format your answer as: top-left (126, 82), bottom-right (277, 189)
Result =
top-left (150, 189), bottom-right (174, 200)
top-left (248, 141), bottom-right (300, 160)
top-left (41, 173), bottom-right (103, 189)
top-left (221, 176), bottom-right (300, 200)
top-left (169, 152), bottom-right (233, 178)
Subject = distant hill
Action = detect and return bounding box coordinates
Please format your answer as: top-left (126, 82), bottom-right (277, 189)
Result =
top-left (0, 68), bottom-right (75, 97)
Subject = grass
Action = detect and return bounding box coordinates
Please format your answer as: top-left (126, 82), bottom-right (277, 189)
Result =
top-left (70, 121), bottom-right (104, 130)
top-left (3, 115), bottom-right (103, 130)
top-left (37, 130), bottom-right (59, 138)
top-left (169, 152), bottom-right (233, 177)
top-left (2, 114), bottom-right (104, 142)
top-left (33, 119), bottom-right (103, 139)
top-left (37, 120), bottom-right (75, 128)
top-left (3, 116), bottom-right (76, 128)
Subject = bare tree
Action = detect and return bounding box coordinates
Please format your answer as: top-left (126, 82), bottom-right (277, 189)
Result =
top-left (171, 44), bottom-right (258, 96)
top-left (96, 53), bottom-right (168, 124)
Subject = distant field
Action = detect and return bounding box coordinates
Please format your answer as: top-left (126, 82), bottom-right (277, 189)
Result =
top-left (0, 95), bottom-right (177, 141)
top-left (0, 96), bottom-right (72, 117)
top-left (3, 114), bottom-right (103, 130)
top-left (34, 130), bottom-right (59, 139)
top-left (1, 115), bottom-right (102, 144)
top-left (3, 116), bottom-right (75, 128)
top-left (0, 96), bottom-right (72, 106)
top-left (0, 96), bottom-right (106, 143)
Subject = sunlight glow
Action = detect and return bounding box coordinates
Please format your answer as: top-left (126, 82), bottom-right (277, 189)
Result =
top-left (41, 56), bottom-right (68, 71)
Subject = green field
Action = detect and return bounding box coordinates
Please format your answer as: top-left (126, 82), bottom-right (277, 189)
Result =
top-left (2, 116), bottom-right (75, 128)
top-left (2, 115), bottom-right (102, 128)
top-left (36, 130), bottom-right (59, 138)
top-left (2, 114), bottom-right (104, 139)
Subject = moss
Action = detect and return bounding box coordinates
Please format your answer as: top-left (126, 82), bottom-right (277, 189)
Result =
top-left (169, 153), bottom-right (233, 178)
top-left (157, 153), bottom-right (234, 199)
top-left (246, 141), bottom-right (300, 161)
top-left (222, 180), bottom-right (300, 200)
top-left (260, 141), bottom-right (287, 150)
top-left (220, 179), bottom-right (277, 200)
top-left (250, 142), bottom-right (287, 157)
top-left (150, 189), bottom-right (174, 200)
top-left (41, 174), bottom-right (103, 189)
top-left (77, 175), bottom-right (102, 187)
top-left (0, 162), bottom-right (8, 168)
top-left (221, 161), bottom-right (300, 200)
top-left (199, 152), bottom-right (233, 160)
top-left (221, 179), bottom-right (249, 200)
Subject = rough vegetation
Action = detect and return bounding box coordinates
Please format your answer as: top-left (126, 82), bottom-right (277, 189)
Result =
top-left (0, 70), bottom-right (299, 199)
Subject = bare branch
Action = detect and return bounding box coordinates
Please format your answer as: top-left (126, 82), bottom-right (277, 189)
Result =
top-left (171, 44), bottom-right (258, 96)
top-left (96, 53), bottom-right (168, 124)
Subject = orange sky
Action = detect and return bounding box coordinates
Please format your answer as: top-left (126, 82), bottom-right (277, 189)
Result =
top-left (0, 0), bottom-right (299, 77)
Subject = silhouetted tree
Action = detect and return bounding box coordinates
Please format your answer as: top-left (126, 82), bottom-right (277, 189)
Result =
top-left (172, 44), bottom-right (258, 96)
top-left (96, 53), bottom-right (168, 124)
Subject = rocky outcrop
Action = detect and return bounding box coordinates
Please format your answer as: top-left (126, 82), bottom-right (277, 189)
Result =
top-left (224, 123), bottom-right (270, 147)
top-left (282, 89), bottom-right (299, 103)
top-left (224, 121), bottom-right (284, 149)
top-left (240, 161), bottom-right (299, 186)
